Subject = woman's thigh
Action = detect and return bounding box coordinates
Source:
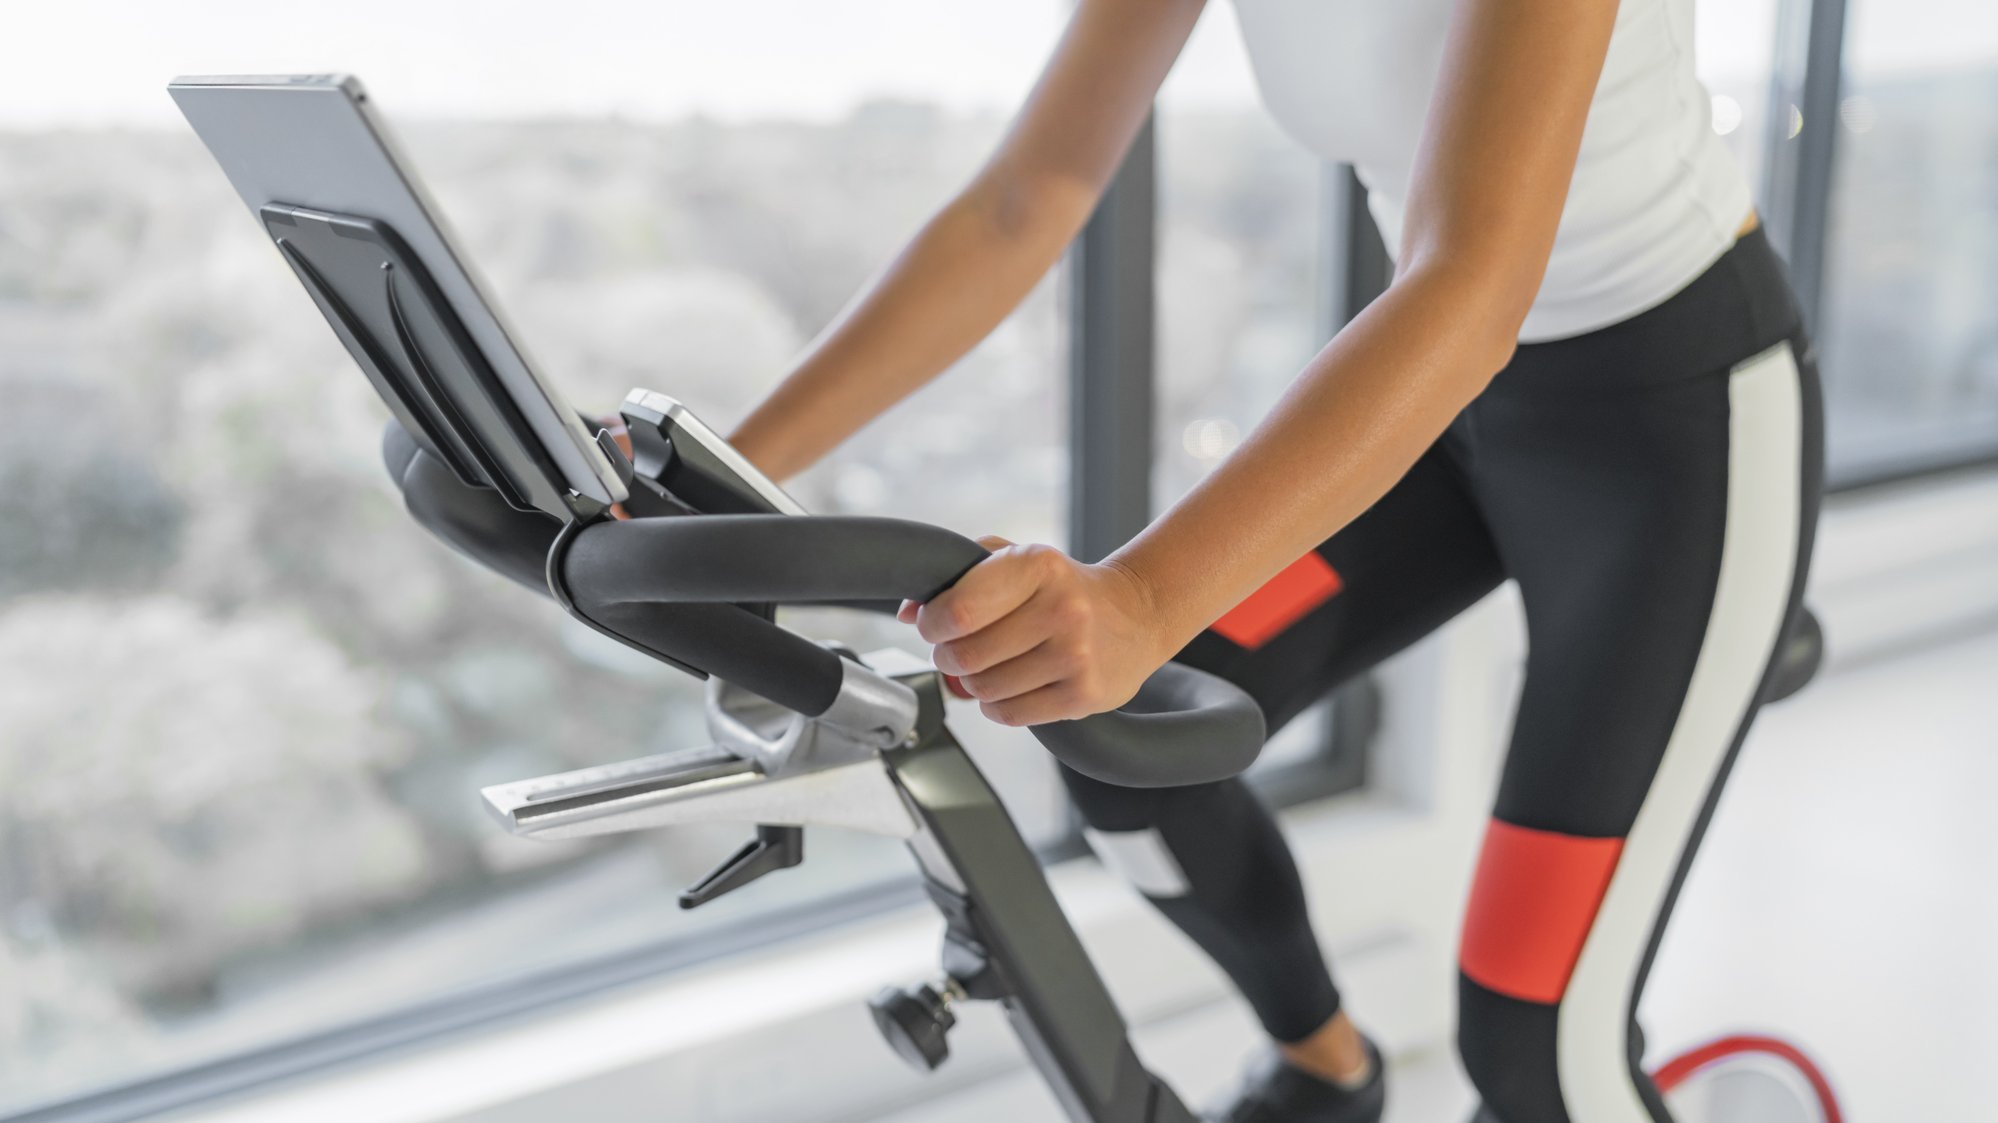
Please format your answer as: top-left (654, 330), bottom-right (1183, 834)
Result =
top-left (1172, 424), bottom-right (1509, 736)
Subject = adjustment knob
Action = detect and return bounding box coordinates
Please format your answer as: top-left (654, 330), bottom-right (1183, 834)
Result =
top-left (1766, 606), bottom-right (1825, 703)
top-left (868, 982), bottom-right (957, 1071)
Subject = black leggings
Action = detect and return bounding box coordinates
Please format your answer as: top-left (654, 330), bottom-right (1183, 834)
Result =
top-left (1063, 226), bottom-right (1823, 1123)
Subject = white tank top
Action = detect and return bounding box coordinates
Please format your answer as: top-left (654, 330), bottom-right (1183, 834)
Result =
top-left (1231, 0), bottom-right (1753, 341)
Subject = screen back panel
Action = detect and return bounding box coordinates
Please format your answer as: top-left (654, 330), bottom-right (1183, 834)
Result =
top-left (168, 75), bottom-right (621, 517)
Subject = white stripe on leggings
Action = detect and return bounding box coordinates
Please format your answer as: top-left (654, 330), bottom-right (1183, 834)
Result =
top-left (1554, 341), bottom-right (1804, 1121)
top-left (1083, 827), bottom-right (1192, 898)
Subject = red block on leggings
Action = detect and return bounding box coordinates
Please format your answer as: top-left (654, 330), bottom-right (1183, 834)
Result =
top-left (1459, 819), bottom-right (1625, 1004)
top-left (1211, 552), bottom-right (1343, 650)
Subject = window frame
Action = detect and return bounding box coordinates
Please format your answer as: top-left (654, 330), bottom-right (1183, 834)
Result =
top-left (1762, 0), bottom-right (1998, 489)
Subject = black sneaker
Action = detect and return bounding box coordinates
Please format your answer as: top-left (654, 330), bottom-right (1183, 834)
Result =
top-left (1208, 1036), bottom-right (1387, 1123)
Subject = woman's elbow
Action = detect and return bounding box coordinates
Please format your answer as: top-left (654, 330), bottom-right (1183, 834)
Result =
top-left (1394, 258), bottom-right (1533, 379)
top-left (1479, 322), bottom-right (1521, 376)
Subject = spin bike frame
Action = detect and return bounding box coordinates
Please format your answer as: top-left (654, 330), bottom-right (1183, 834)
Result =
top-left (482, 649), bottom-right (1199, 1122)
top-left (243, 201), bottom-right (1263, 1122)
top-left (404, 427), bottom-right (1257, 1123)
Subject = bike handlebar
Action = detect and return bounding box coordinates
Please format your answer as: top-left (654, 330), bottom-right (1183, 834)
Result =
top-left (561, 516), bottom-right (1267, 787)
top-left (388, 424), bottom-right (1265, 788)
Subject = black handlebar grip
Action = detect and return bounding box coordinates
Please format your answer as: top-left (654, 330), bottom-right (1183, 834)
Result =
top-left (1029, 661), bottom-right (1265, 789)
top-left (386, 422), bottom-right (846, 712)
top-left (385, 421), bottom-right (559, 594)
top-left (562, 515), bottom-right (1267, 788)
top-left (560, 515), bottom-right (988, 606)
top-left (558, 518), bottom-right (870, 717)
top-left (383, 421), bottom-right (1264, 787)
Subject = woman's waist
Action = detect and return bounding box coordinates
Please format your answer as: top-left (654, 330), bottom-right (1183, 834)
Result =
top-left (1488, 223), bottom-right (1805, 394)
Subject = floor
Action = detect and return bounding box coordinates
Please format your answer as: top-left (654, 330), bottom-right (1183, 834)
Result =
top-left (883, 622), bottom-right (1998, 1122)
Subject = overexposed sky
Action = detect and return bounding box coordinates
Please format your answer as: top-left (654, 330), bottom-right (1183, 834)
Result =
top-left (2, 0), bottom-right (1988, 129)
top-left (4, 0), bottom-right (1078, 127)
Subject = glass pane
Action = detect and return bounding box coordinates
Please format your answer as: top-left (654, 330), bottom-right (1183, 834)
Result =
top-left (1817, 3), bottom-right (1998, 476)
top-left (1153, 7), bottom-right (1353, 784)
top-left (1696, 0), bottom-right (1785, 197)
top-left (0, 2), bottom-right (1069, 1112)
top-left (1154, 7), bottom-right (1324, 515)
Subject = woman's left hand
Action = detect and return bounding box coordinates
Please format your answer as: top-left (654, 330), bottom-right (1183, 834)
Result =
top-left (898, 537), bottom-right (1171, 727)
top-left (592, 414), bottom-right (636, 520)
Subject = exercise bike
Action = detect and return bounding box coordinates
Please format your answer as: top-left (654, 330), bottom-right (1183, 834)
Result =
top-left (404, 392), bottom-right (1842, 1123)
top-left (427, 399), bottom-right (1844, 1123)
top-left (172, 72), bottom-right (1844, 1123)
top-left (381, 328), bottom-right (1852, 1123)
top-left (386, 336), bottom-right (1277, 1123)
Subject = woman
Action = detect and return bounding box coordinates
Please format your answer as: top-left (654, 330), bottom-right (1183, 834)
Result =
top-left (730, 0), bottom-right (1822, 1120)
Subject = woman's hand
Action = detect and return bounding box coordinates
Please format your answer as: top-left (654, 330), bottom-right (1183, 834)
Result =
top-left (898, 537), bottom-right (1171, 727)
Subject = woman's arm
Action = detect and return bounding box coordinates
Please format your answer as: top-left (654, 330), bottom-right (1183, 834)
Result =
top-left (729, 0), bottom-right (1207, 481)
top-left (915, 0), bottom-right (1623, 726)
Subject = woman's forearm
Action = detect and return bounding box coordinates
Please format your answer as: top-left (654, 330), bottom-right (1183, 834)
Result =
top-left (1108, 263), bottom-right (1520, 651)
top-left (896, 0), bottom-right (1610, 728)
top-left (729, 173), bottom-right (1092, 481)
top-left (728, 0), bottom-right (1204, 481)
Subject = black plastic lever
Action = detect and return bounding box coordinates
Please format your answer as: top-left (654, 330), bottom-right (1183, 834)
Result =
top-left (678, 824), bottom-right (805, 909)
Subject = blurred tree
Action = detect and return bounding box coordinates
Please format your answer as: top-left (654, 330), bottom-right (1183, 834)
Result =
top-left (0, 378), bottom-right (185, 601)
top-left (0, 597), bottom-right (430, 1001)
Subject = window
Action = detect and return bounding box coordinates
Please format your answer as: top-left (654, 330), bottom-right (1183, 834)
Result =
top-left (1152, 6), bottom-right (1361, 787)
top-left (1816, 1), bottom-right (1998, 479)
top-left (1696, 0), bottom-right (1785, 196)
top-left (0, 3), bottom-right (1072, 1115)
top-left (1154, 7), bottom-right (1324, 515)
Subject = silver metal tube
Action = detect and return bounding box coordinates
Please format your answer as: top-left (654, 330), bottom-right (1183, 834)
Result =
top-left (482, 754), bottom-right (920, 841)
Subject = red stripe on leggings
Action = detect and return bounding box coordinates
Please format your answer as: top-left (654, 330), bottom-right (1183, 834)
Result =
top-left (1210, 552), bottom-right (1342, 650)
top-left (1459, 819), bottom-right (1625, 1005)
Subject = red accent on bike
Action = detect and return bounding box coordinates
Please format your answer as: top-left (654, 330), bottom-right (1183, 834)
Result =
top-left (1458, 819), bottom-right (1624, 1004)
top-left (1210, 552), bottom-right (1343, 650)
top-left (1652, 1034), bottom-right (1843, 1123)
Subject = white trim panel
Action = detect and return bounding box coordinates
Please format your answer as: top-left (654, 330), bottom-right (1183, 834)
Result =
top-left (1556, 342), bottom-right (1805, 1120)
top-left (1083, 827), bottom-right (1192, 898)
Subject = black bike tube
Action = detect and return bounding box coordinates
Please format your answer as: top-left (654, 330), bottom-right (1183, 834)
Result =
top-left (887, 737), bottom-right (1196, 1123)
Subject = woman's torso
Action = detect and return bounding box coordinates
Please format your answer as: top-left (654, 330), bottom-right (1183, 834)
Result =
top-left (1230, 0), bottom-right (1752, 341)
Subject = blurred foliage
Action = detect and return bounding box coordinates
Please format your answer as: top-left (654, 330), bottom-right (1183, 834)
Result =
top-left (0, 379), bottom-right (185, 599)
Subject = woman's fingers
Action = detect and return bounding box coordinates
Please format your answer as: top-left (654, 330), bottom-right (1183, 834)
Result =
top-left (592, 414), bottom-right (634, 458)
top-left (930, 585), bottom-right (1061, 675)
top-left (892, 534), bottom-right (1170, 727)
top-left (955, 640), bottom-right (1067, 706)
top-left (978, 682), bottom-right (1086, 728)
top-left (901, 536), bottom-right (1012, 627)
top-left (914, 542), bottom-right (1053, 644)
